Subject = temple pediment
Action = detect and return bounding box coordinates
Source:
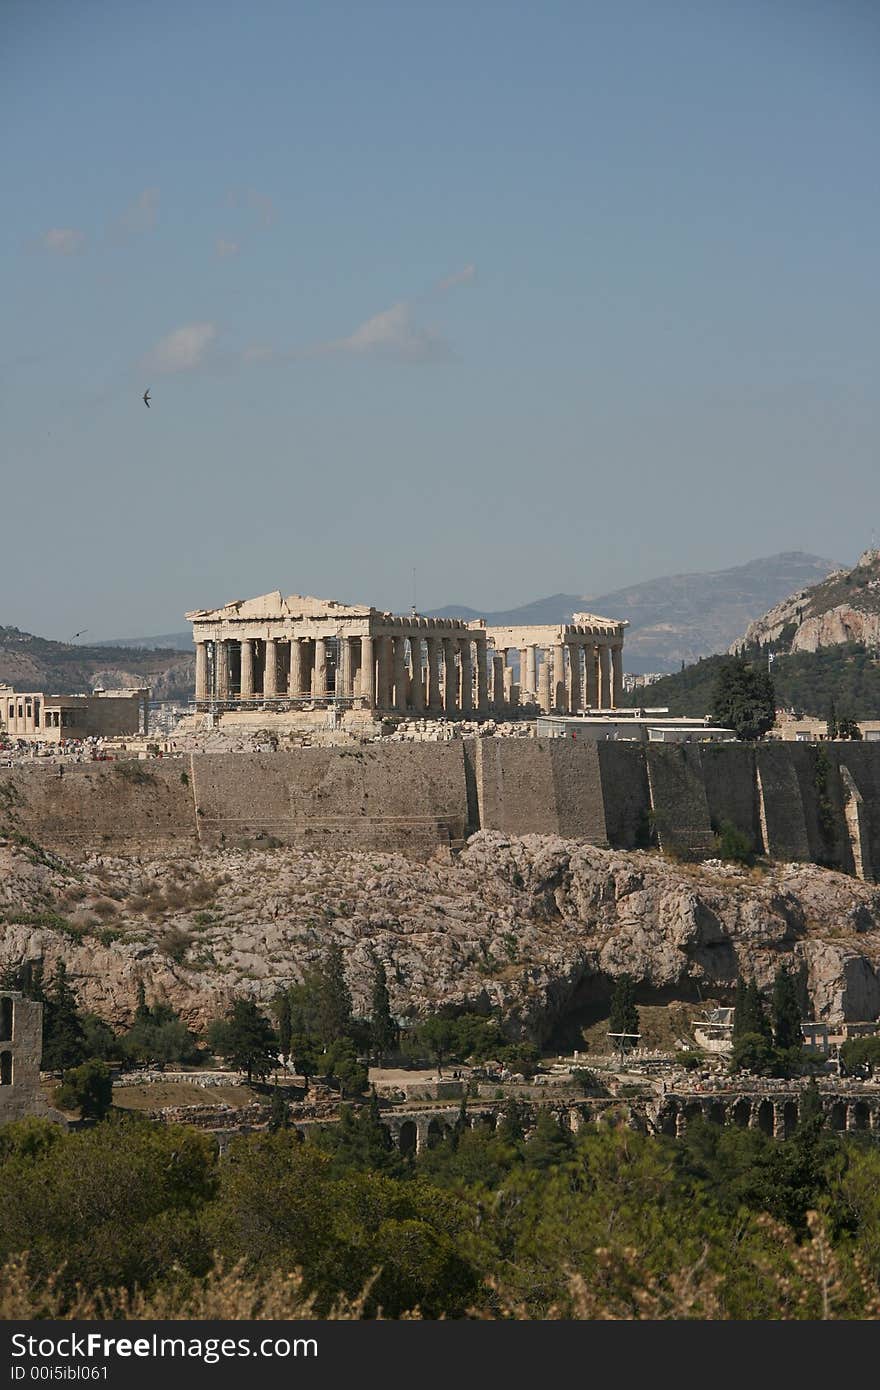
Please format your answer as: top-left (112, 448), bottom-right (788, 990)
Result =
top-left (186, 592), bottom-right (373, 622)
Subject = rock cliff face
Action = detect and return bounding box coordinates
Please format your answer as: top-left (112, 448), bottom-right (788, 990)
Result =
top-left (2, 832), bottom-right (878, 1035)
top-left (734, 550), bottom-right (880, 655)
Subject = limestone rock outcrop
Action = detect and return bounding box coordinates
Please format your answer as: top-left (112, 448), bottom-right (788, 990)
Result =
top-left (1, 832), bottom-right (878, 1036)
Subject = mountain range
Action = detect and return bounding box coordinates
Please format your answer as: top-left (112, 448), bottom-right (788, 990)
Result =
top-left (6, 551), bottom-right (842, 696)
top-left (430, 552), bottom-right (840, 672)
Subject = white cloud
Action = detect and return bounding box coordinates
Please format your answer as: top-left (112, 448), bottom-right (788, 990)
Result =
top-left (242, 343), bottom-right (274, 363)
top-left (122, 187), bottom-right (160, 233)
top-left (328, 301), bottom-right (449, 363)
top-left (41, 227), bottom-right (85, 256)
top-left (147, 322), bottom-right (218, 373)
top-left (215, 238), bottom-right (240, 259)
top-left (436, 263), bottom-right (476, 292)
top-left (109, 188), bottom-right (160, 244)
top-left (226, 188), bottom-right (276, 227)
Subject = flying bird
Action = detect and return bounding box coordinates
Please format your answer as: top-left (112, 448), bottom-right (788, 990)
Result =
top-left (143, 389), bottom-right (151, 408)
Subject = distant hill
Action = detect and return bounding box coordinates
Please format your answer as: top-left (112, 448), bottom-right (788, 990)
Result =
top-left (432, 552), bottom-right (841, 672)
top-left (87, 632), bottom-right (194, 652)
top-left (733, 549), bottom-right (880, 656)
top-left (622, 645), bottom-right (880, 722)
top-left (0, 627), bottom-right (195, 702)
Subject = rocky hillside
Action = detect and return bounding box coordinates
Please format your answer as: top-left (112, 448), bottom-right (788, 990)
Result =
top-left (433, 552), bottom-right (839, 673)
top-left (0, 627), bottom-right (194, 702)
top-left (734, 550), bottom-right (880, 656)
top-left (2, 832), bottom-right (878, 1037)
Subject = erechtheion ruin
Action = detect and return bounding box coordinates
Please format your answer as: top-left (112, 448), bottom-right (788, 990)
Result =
top-left (187, 592), bottom-right (627, 719)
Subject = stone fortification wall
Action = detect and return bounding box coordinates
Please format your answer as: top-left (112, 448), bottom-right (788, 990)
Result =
top-left (0, 761), bottom-right (197, 850)
top-left (4, 740), bottom-right (880, 876)
top-left (597, 742), bottom-right (652, 849)
top-left (189, 745), bottom-right (469, 854)
top-left (699, 744), bottom-right (760, 850)
top-left (836, 745), bottom-right (880, 881)
top-left (644, 745), bottom-right (716, 860)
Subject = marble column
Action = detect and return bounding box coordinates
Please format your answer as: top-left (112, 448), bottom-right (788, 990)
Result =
top-left (567, 642), bottom-right (581, 714)
top-left (360, 635), bottom-right (375, 708)
top-left (492, 653), bottom-right (505, 712)
top-left (459, 639), bottom-right (473, 714)
top-left (584, 643), bottom-right (599, 707)
top-left (506, 665), bottom-right (519, 711)
top-left (443, 638), bottom-right (457, 715)
top-left (240, 638), bottom-right (254, 699)
top-left (409, 635), bottom-right (424, 712)
top-left (289, 638), bottom-right (303, 698)
top-left (552, 644), bottom-right (565, 713)
top-left (314, 638), bottom-right (328, 698)
top-left (216, 641), bottom-right (230, 699)
top-left (538, 654), bottom-right (551, 713)
top-left (391, 635), bottom-right (407, 712)
top-left (475, 635), bottom-right (489, 713)
top-left (376, 636), bottom-right (393, 710)
top-left (519, 647), bottom-right (529, 699)
top-left (599, 644), bottom-right (611, 708)
top-left (195, 643), bottom-right (209, 702)
top-left (525, 646), bottom-right (537, 701)
top-left (427, 636), bottom-right (443, 712)
top-left (611, 643), bottom-right (623, 708)
top-left (264, 638), bottom-right (278, 698)
top-left (344, 636), bottom-right (359, 699)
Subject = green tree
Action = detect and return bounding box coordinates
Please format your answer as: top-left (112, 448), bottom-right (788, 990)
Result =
top-left (839, 1035), bottom-right (880, 1075)
top-left (323, 1038), bottom-right (368, 1098)
top-left (267, 1088), bottom-right (290, 1133)
top-left (415, 1017), bottom-right (459, 1075)
top-left (289, 946), bottom-right (353, 1047)
top-left (733, 977), bottom-right (772, 1045)
top-left (772, 966), bottom-right (802, 1053)
top-left (55, 1059), bottom-right (113, 1120)
top-left (837, 715), bottom-right (863, 740)
top-left (208, 1000), bottom-right (278, 1082)
top-left (273, 992), bottom-right (292, 1062)
top-left (729, 1031), bottom-right (778, 1077)
top-left (369, 956), bottom-right (399, 1062)
top-left (609, 975), bottom-right (639, 1039)
top-left (81, 1013), bottom-right (118, 1062)
top-left (41, 961), bottom-right (87, 1072)
top-left (711, 656), bottom-right (776, 741)
top-left (826, 697), bottom-right (839, 740)
top-left (123, 999), bottom-right (199, 1066)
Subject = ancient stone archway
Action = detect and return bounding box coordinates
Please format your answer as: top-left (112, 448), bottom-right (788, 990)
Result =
top-left (399, 1120), bottom-right (417, 1156)
top-left (732, 1099), bottom-right (750, 1129)
top-left (830, 1102), bottom-right (847, 1133)
top-left (783, 1101), bottom-right (799, 1139)
top-left (427, 1118), bottom-right (445, 1149)
top-left (854, 1101), bottom-right (870, 1132)
top-left (756, 1100), bottom-right (774, 1136)
top-left (708, 1102), bottom-right (725, 1126)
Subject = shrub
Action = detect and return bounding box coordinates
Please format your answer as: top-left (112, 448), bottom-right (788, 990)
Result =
top-left (715, 821), bottom-right (755, 866)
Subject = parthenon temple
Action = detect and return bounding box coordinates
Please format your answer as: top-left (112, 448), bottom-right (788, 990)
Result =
top-left (187, 592), bottom-right (627, 719)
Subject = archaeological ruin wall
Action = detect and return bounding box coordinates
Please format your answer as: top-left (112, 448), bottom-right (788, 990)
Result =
top-left (3, 740), bottom-right (880, 877)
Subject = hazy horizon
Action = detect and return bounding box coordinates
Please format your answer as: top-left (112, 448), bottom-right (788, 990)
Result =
top-left (4, 2), bottom-right (878, 641)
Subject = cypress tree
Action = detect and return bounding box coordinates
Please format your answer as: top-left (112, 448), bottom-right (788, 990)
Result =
top-left (41, 961), bottom-right (87, 1071)
top-left (314, 944), bottom-right (352, 1045)
top-left (274, 992), bottom-right (292, 1062)
top-left (609, 975), bottom-right (639, 1038)
top-left (369, 956), bottom-right (399, 1062)
top-left (772, 966), bottom-right (802, 1052)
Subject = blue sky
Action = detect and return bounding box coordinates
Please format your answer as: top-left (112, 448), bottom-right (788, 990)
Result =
top-left (2, 0), bottom-right (878, 639)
